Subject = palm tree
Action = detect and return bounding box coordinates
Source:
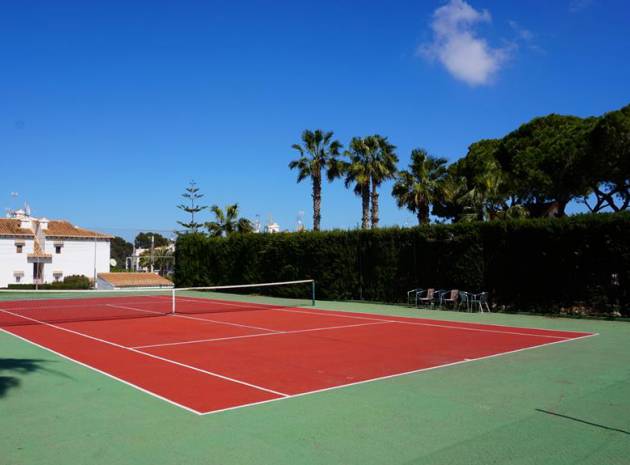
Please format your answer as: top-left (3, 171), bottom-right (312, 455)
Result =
top-left (205, 204), bottom-right (253, 237)
top-left (344, 137), bottom-right (373, 229)
top-left (392, 149), bottom-right (448, 225)
top-left (289, 129), bottom-right (343, 231)
top-left (139, 245), bottom-right (174, 276)
top-left (369, 135), bottom-right (398, 228)
top-left (458, 169), bottom-right (528, 222)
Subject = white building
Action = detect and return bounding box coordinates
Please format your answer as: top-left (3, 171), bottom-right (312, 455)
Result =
top-left (0, 209), bottom-right (111, 288)
top-left (264, 215), bottom-right (280, 233)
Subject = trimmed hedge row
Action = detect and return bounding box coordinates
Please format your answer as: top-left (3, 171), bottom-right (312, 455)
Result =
top-left (174, 213), bottom-right (630, 316)
top-left (7, 275), bottom-right (91, 290)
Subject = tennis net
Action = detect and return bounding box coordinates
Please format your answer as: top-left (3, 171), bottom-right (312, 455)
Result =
top-left (0, 279), bottom-right (316, 327)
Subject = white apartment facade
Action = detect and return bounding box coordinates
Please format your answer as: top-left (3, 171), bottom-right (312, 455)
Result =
top-left (0, 209), bottom-right (111, 288)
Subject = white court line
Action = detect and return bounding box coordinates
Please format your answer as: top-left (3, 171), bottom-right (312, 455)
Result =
top-left (8, 297), bottom-right (588, 344)
top-left (173, 313), bottom-right (280, 332)
top-left (132, 321), bottom-right (391, 349)
top-left (284, 305), bottom-right (597, 335)
top-left (197, 332), bottom-right (599, 416)
top-left (271, 308), bottom-right (587, 340)
top-left (106, 304), bottom-right (281, 333)
top-left (64, 297), bottom-right (586, 341)
top-left (0, 299), bottom-right (171, 312)
top-left (0, 307), bottom-right (288, 398)
top-left (167, 296), bottom-right (594, 339)
top-left (177, 279), bottom-right (314, 292)
top-left (0, 327), bottom-right (204, 415)
top-left (0, 302), bottom-right (599, 416)
top-left (175, 296), bottom-right (285, 311)
top-left (104, 303), bottom-right (165, 315)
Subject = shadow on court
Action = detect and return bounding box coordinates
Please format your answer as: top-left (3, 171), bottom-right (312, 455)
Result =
top-left (536, 408), bottom-right (630, 436)
top-left (0, 358), bottom-right (70, 399)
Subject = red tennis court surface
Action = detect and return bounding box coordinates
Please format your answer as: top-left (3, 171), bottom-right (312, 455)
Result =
top-left (0, 297), bottom-right (595, 415)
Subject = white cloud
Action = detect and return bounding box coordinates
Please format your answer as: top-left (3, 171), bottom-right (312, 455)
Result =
top-left (508, 20), bottom-right (533, 41)
top-left (508, 20), bottom-right (544, 54)
top-left (569, 0), bottom-right (593, 13)
top-left (419, 0), bottom-right (510, 86)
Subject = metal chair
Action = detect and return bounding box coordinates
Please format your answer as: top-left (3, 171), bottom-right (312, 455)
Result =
top-left (458, 291), bottom-right (471, 311)
top-left (406, 288), bottom-right (424, 307)
top-left (433, 289), bottom-right (449, 308)
top-left (469, 292), bottom-right (490, 313)
top-left (441, 289), bottom-right (459, 309)
top-left (418, 288), bottom-right (435, 307)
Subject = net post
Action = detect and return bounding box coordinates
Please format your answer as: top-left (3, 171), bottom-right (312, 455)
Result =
top-left (311, 280), bottom-right (316, 306)
top-left (171, 288), bottom-right (176, 314)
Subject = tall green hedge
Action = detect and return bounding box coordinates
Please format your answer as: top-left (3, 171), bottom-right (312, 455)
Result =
top-left (175, 213), bottom-right (630, 316)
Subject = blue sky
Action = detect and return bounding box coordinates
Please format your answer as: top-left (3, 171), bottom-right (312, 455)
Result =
top-left (1, 0), bottom-right (629, 238)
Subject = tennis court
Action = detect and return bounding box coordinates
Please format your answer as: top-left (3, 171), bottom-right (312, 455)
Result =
top-left (0, 281), bottom-right (595, 415)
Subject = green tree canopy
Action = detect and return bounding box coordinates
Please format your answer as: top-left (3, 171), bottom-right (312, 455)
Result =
top-left (177, 181), bottom-right (207, 233)
top-left (392, 148), bottom-right (447, 225)
top-left (110, 236), bottom-right (133, 269)
top-left (206, 204), bottom-right (253, 237)
top-left (139, 246), bottom-right (174, 276)
top-left (495, 114), bottom-right (597, 217)
top-left (586, 104), bottom-right (630, 212)
top-left (433, 139), bottom-right (520, 222)
top-left (289, 129), bottom-right (344, 231)
top-left (135, 232), bottom-right (170, 249)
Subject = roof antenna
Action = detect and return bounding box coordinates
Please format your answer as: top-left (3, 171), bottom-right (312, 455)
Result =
top-left (6, 192), bottom-right (19, 218)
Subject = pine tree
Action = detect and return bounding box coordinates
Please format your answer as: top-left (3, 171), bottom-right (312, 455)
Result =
top-left (177, 181), bottom-right (207, 233)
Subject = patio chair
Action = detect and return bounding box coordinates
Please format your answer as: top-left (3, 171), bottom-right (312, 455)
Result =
top-left (469, 292), bottom-right (490, 313)
top-left (417, 288), bottom-right (435, 307)
top-left (458, 291), bottom-right (471, 311)
top-left (441, 289), bottom-right (459, 309)
top-left (433, 289), bottom-right (449, 307)
top-left (406, 288), bottom-right (424, 307)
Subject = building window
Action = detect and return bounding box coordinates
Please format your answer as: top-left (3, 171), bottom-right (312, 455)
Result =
top-left (13, 271), bottom-right (24, 283)
top-left (16, 244), bottom-right (23, 253)
top-left (54, 274), bottom-right (62, 282)
top-left (55, 245), bottom-right (62, 254)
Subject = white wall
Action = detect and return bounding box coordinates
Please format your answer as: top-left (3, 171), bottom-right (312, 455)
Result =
top-left (0, 237), bottom-right (34, 288)
top-left (0, 237), bottom-right (110, 288)
top-left (43, 238), bottom-right (110, 284)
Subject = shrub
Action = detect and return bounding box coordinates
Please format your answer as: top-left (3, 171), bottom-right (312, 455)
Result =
top-left (7, 274), bottom-right (91, 290)
top-left (175, 213), bottom-right (630, 316)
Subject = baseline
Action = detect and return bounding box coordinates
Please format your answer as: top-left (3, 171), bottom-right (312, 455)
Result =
top-left (271, 307), bottom-right (591, 339)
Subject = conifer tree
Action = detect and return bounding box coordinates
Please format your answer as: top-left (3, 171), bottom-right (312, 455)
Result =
top-left (177, 181), bottom-right (206, 233)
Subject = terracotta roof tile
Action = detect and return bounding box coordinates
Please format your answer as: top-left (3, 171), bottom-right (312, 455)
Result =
top-left (0, 219), bottom-right (111, 239)
top-left (0, 219), bottom-right (32, 236)
top-left (45, 221), bottom-right (112, 238)
top-left (97, 272), bottom-right (174, 288)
